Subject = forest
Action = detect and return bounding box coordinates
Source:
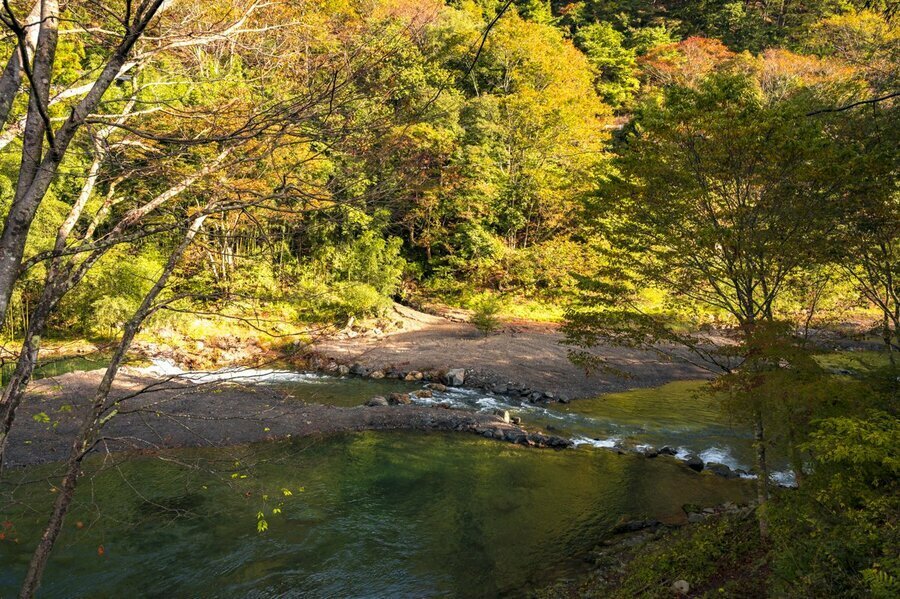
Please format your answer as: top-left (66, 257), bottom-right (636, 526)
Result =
top-left (0, 1), bottom-right (897, 597)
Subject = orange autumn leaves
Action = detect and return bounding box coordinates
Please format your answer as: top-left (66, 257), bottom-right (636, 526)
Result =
top-left (639, 35), bottom-right (865, 102)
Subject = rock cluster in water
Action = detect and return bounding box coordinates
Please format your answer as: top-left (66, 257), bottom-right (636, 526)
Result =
top-left (311, 356), bottom-right (756, 480)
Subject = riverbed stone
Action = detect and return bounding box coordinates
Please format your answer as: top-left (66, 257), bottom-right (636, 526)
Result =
top-left (706, 462), bottom-right (738, 479)
top-left (612, 519), bottom-right (661, 534)
top-left (415, 389), bottom-right (433, 399)
top-left (349, 363), bottom-right (368, 376)
top-left (369, 370), bottom-right (385, 380)
top-left (388, 392), bottom-right (411, 405)
top-left (685, 455), bottom-right (704, 472)
top-left (444, 368), bottom-right (466, 386)
top-left (365, 396), bottom-right (388, 407)
top-left (404, 371), bottom-right (423, 381)
top-left (426, 383), bottom-right (448, 392)
top-left (687, 512), bottom-right (706, 524)
top-left (639, 446), bottom-right (660, 458)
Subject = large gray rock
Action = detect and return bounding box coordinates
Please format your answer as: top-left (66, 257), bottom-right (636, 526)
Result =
top-left (365, 396), bottom-right (388, 407)
top-left (443, 368), bottom-right (466, 386)
top-left (349, 363), bottom-right (368, 376)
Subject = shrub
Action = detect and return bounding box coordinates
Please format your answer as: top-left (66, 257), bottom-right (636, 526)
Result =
top-left (471, 295), bottom-right (502, 335)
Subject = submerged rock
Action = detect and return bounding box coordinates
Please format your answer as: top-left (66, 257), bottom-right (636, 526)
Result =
top-left (426, 383), bottom-right (448, 392)
top-left (612, 519), bottom-right (661, 534)
top-left (365, 396), bottom-right (388, 407)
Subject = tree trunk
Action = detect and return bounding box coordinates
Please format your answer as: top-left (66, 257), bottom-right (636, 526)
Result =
top-left (0, 1), bottom-right (42, 128)
top-left (17, 213), bottom-right (207, 598)
top-left (0, 0), bottom-right (167, 332)
top-left (754, 408), bottom-right (769, 540)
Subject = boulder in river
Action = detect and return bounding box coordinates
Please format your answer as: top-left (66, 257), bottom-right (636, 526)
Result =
top-left (388, 392), bottom-right (411, 405)
top-left (404, 371), bottom-right (423, 381)
top-left (705, 462), bottom-right (739, 479)
top-left (684, 455), bottom-right (705, 472)
top-left (365, 396), bottom-right (388, 407)
top-left (443, 368), bottom-right (466, 386)
top-left (658, 446), bottom-right (678, 456)
top-left (349, 363), bottom-right (369, 376)
top-left (415, 389), bottom-right (433, 399)
top-left (492, 409), bottom-right (510, 424)
top-left (426, 383), bottom-right (448, 392)
top-left (369, 370), bottom-right (385, 380)
top-left (639, 446), bottom-right (660, 458)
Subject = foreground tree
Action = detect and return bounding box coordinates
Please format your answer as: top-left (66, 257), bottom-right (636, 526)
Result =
top-left (564, 47), bottom-right (861, 534)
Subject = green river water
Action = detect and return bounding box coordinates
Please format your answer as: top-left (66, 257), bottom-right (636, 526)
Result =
top-left (0, 362), bottom-right (762, 597)
top-left (0, 432), bottom-right (751, 598)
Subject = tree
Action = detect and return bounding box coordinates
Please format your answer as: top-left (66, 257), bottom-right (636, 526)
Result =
top-left (564, 48), bottom-right (861, 533)
top-left (576, 21), bottom-right (640, 108)
top-left (0, 0), bottom-right (170, 330)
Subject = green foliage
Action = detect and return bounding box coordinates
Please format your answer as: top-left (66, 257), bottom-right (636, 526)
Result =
top-left (576, 22), bottom-right (640, 108)
top-left (58, 247), bottom-right (164, 339)
top-left (769, 402), bottom-right (900, 597)
top-left (470, 294), bottom-right (503, 335)
top-left (610, 513), bottom-right (766, 598)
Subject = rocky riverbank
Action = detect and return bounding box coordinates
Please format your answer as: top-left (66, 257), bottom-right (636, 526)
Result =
top-left (6, 367), bottom-right (575, 468)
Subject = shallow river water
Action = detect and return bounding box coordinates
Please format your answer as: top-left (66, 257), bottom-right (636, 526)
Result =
top-left (0, 432), bottom-right (751, 597)
top-left (1, 363), bottom-right (762, 597)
